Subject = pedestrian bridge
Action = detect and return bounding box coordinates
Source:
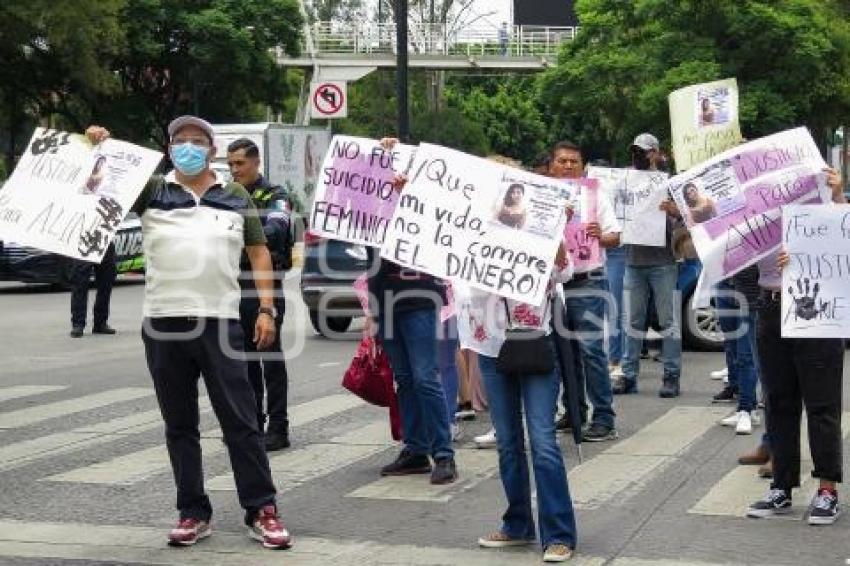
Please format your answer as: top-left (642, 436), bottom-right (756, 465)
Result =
top-left (278, 22), bottom-right (578, 71)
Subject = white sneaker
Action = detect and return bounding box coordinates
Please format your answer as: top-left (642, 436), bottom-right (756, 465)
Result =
top-left (710, 367), bottom-right (728, 380)
top-left (474, 428), bottom-right (497, 449)
top-left (736, 411), bottom-right (753, 435)
top-left (720, 412), bottom-right (740, 427)
top-left (609, 365), bottom-right (625, 379)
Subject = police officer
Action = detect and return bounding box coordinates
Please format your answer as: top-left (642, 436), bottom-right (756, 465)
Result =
top-left (227, 138), bottom-right (292, 451)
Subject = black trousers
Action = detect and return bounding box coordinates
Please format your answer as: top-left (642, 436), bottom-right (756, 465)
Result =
top-left (142, 317), bottom-right (277, 524)
top-left (70, 244), bottom-right (117, 328)
top-left (757, 294), bottom-right (844, 490)
top-left (239, 295), bottom-right (289, 434)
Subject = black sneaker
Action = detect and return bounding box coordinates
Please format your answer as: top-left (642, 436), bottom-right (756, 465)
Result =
top-left (582, 423), bottom-right (618, 442)
top-left (264, 431), bottom-right (290, 451)
top-left (808, 488), bottom-right (839, 525)
top-left (658, 376), bottom-right (680, 398)
top-left (430, 457), bottom-right (457, 485)
top-left (555, 414), bottom-right (571, 431)
top-left (92, 324), bottom-right (117, 335)
top-left (712, 386), bottom-right (738, 403)
top-left (69, 326), bottom-right (84, 338)
top-left (747, 488), bottom-right (792, 518)
top-left (612, 378), bottom-right (637, 395)
top-left (380, 450), bottom-right (432, 476)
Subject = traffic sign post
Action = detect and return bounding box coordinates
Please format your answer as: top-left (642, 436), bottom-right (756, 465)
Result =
top-left (310, 81), bottom-right (348, 119)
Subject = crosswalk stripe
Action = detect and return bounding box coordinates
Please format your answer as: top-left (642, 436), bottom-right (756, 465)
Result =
top-left (0, 399), bottom-right (212, 474)
top-left (346, 448), bottom-right (499, 503)
top-left (47, 394), bottom-right (367, 486)
top-left (568, 406), bottom-right (728, 509)
top-left (0, 385), bottom-right (67, 403)
top-left (0, 519), bottom-right (609, 566)
top-left (0, 387), bottom-right (151, 429)
top-left (207, 419), bottom-right (393, 492)
top-left (689, 412), bottom-right (850, 518)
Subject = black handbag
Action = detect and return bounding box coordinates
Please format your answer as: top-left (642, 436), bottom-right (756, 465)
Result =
top-left (496, 300), bottom-right (555, 377)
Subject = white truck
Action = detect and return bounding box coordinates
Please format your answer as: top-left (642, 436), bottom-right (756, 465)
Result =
top-left (211, 123), bottom-right (331, 213)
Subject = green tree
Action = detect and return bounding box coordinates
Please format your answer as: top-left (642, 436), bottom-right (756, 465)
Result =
top-left (538, 0), bottom-right (850, 165)
top-left (448, 79), bottom-right (546, 164)
top-left (0, 0), bottom-right (125, 167)
top-left (304, 0), bottom-right (364, 22)
top-left (95, 0), bottom-right (304, 148)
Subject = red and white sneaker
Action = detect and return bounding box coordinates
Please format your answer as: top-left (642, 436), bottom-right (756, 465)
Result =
top-left (249, 505), bottom-right (292, 549)
top-left (167, 518), bottom-right (211, 546)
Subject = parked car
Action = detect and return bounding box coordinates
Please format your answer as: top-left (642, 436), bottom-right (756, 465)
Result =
top-left (299, 231), bottom-right (369, 336)
top-left (0, 214), bottom-right (144, 286)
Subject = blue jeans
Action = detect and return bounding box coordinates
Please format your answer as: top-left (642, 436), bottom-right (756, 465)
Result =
top-left (478, 352), bottom-right (578, 549)
top-left (438, 319), bottom-right (459, 424)
top-left (716, 280), bottom-right (740, 390)
top-left (562, 277), bottom-right (616, 428)
top-left (380, 308), bottom-right (454, 460)
top-left (622, 264), bottom-right (682, 384)
top-left (605, 247), bottom-right (627, 364)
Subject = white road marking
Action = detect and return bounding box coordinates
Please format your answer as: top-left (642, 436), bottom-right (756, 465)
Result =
top-left (568, 406), bottom-right (729, 509)
top-left (46, 394), bottom-right (366, 485)
top-left (318, 361), bottom-right (342, 368)
top-left (0, 385), bottom-right (67, 403)
top-left (0, 387), bottom-right (152, 429)
top-left (690, 412), bottom-right (850, 518)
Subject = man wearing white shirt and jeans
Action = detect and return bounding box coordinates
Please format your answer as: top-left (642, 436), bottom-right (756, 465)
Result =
top-left (548, 141), bottom-right (621, 442)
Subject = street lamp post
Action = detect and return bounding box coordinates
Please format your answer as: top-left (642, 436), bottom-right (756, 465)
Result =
top-left (395, 0), bottom-right (410, 142)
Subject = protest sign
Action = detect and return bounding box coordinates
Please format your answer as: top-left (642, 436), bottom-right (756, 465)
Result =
top-left (781, 204), bottom-right (850, 338)
top-left (670, 78), bottom-right (743, 173)
top-left (562, 179), bottom-right (602, 271)
top-left (309, 136), bottom-right (415, 247)
top-left (381, 143), bottom-right (569, 305)
top-left (588, 167), bottom-right (669, 247)
top-left (668, 127), bottom-right (828, 285)
top-left (0, 128), bottom-right (162, 262)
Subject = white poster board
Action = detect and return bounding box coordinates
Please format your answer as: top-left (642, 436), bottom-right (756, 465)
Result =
top-left (381, 143), bottom-right (569, 305)
top-left (0, 128), bottom-right (162, 262)
top-left (310, 135), bottom-right (415, 247)
top-left (588, 167), bottom-right (669, 246)
top-left (667, 127), bottom-right (828, 286)
top-left (781, 204), bottom-right (850, 338)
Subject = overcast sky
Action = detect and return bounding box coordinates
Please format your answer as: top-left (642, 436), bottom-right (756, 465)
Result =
top-left (367, 1), bottom-right (513, 28)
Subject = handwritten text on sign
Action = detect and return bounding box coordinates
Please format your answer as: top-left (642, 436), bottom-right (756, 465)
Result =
top-left (309, 136), bottom-right (415, 247)
top-left (668, 127), bottom-right (828, 285)
top-left (588, 167), bottom-right (668, 247)
top-left (782, 204), bottom-right (850, 338)
top-left (381, 143), bottom-right (568, 305)
top-left (0, 128), bottom-right (162, 262)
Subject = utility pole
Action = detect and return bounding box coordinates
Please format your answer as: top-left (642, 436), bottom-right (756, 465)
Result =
top-left (395, 0), bottom-right (410, 142)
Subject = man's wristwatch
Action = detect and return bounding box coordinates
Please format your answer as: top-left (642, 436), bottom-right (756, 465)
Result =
top-left (258, 306), bottom-right (278, 319)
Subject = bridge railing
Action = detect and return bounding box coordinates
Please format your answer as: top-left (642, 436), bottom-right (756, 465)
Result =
top-left (297, 22), bottom-right (577, 59)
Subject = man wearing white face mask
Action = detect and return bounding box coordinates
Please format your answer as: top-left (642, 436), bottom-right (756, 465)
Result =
top-left (84, 116), bottom-right (291, 551)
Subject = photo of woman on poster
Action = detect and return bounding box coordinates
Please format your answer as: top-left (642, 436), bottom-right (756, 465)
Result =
top-left (699, 97), bottom-right (716, 126)
top-left (683, 181), bottom-right (717, 223)
top-left (494, 183), bottom-right (527, 229)
top-left (80, 155), bottom-right (107, 195)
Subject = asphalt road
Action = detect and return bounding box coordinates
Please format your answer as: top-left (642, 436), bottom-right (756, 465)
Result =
top-left (0, 275), bottom-right (848, 565)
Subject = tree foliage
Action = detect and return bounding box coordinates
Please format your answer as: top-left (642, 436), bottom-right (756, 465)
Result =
top-left (538, 0), bottom-right (850, 164)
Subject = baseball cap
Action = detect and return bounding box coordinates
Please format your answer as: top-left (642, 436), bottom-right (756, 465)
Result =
top-left (167, 115), bottom-right (214, 143)
top-left (631, 133), bottom-right (660, 152)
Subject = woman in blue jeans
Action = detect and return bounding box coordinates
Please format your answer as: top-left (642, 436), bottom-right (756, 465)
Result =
top-left (459, 241), bottom-right (577, 563)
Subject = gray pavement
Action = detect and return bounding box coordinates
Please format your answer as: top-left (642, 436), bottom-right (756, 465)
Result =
top-left (0, 276), bottom-right (848, 565)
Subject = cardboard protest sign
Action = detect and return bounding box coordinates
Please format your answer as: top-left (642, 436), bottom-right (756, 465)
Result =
top-left (562, 179), bottom-right (602, 271)
top-left (0, 128), bottom-right (162, 262)
top-left (381, 143), bottom-right (569, 305)
top-left (781, 204), bottom-right (850, 338)
top-left (588, 167), bottom-right (669, 247)
top-left (670, 78), bottom-right (743, 173)
top-left (309, 136), bottom-right (415, 246)
top-left (668, 127), bottom-right (828, 285)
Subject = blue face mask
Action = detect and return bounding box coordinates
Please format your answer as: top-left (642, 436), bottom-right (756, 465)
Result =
top-left (170, 143), bottom-right (209, 176)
